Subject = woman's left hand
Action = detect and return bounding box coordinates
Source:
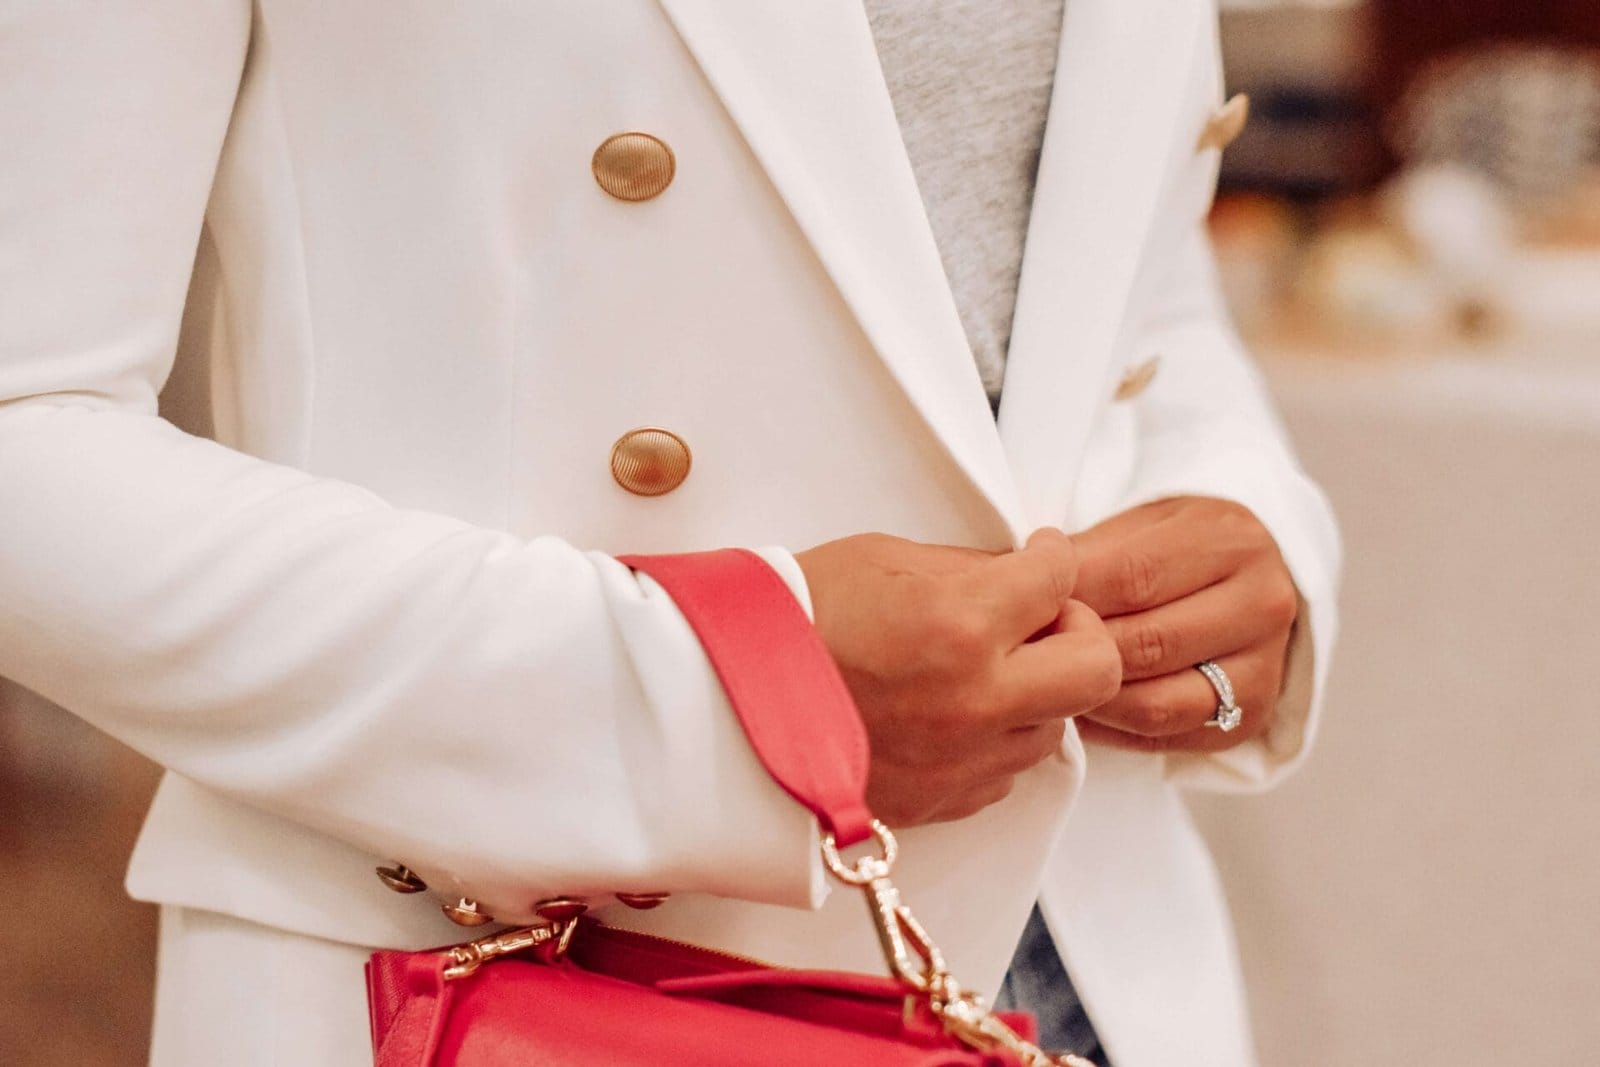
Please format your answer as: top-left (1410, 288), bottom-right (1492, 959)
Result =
top-left (1066, 497), bottom-right (1299, 752)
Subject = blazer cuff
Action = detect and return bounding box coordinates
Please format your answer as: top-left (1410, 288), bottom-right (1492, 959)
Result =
top-left (627, 544), bottom-right (828, 910)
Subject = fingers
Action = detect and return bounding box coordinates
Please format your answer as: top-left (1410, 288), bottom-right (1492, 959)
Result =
top-left (993, 601), bottom-right (1122, 726)
top-left (1102, 568), bottom-right (1294, 682)
top-left (1081, 643), bottom-right (1283, 743)
top-left (963, 527), bottom-right (1079, 646)
top-left (1071, 510), bottom-right (1240, 618)
top-left (1066, 498), bottom-right (1183, 557)
top-left (1071, 498), bottom-right (1287, 620)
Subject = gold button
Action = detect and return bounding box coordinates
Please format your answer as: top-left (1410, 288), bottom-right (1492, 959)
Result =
top-left (610, 427), bottom-right (692, 496)
top-left (1114, 356), bottom-right (1161, 401)
top-left (534, 897), bottom-right (590, 923)
top-left (375, 863), bottom-right (427, 894)
top-left (592, 132), bottom-right (676, 201)
top-left (1197, 93), bottom-right (1250, 153)
top-left (442, 898), bottom-right (495, 927)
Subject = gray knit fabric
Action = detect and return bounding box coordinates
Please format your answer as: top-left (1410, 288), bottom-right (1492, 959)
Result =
top-left (864, 0), bottom-right (1066, 405)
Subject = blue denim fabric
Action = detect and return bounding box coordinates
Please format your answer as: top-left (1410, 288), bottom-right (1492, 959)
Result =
top-left (994, 904), bottom-right (1110, 1066)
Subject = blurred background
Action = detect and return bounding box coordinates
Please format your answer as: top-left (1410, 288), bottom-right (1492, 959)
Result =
top-left (4, 1), bottom-right (1598, 1063)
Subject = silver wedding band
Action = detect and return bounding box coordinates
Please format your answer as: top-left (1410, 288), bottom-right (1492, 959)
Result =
top-left (1196, 660), bottom-right (1244, 733)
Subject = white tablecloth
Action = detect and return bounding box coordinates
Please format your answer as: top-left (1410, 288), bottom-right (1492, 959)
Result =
top-left (1188, 354), bottom-right (1600, 1066)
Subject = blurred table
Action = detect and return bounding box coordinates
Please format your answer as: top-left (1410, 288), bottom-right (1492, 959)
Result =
top-left (1189, 353), bottom-right (1600, 1066)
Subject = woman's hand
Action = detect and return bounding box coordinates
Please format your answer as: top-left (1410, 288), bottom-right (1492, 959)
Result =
top-left (797, 529), bottom-right (1121, 827)
top-left (1067, 497), bottom-right (1299, 753)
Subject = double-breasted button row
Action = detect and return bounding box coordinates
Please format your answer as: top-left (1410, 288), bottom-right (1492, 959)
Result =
top-left (591, 133), bottom-right (689, 495)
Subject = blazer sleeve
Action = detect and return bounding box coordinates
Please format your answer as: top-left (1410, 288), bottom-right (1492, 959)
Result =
top-left (0, 3), bottom-right (823, 912)
top-left (1089, 226), bottom-right (1343, 794)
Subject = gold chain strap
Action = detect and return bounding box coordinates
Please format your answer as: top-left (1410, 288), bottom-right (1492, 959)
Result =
top-left (821, 820), bottom-right (1095, 1067)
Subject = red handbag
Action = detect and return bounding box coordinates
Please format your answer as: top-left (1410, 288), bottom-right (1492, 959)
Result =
top-left (366, 549), bottom-right (1092, 1066)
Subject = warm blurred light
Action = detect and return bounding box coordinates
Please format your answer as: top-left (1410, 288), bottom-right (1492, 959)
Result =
top-left (1221, 0), bottom-right (1363, 9)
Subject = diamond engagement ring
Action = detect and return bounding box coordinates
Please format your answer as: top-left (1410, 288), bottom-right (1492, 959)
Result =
top-left (1196, 660), bottom-right (1244, 733)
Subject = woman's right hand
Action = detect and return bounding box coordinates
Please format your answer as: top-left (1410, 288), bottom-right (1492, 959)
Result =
top-left (795, 528), bottom-right (1121, 827)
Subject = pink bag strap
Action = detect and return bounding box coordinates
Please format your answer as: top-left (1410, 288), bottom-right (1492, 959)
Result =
top-left (618, 549), bottom-right (875, 848)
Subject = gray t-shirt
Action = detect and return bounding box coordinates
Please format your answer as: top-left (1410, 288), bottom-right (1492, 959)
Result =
top-left (864, 0), bottom-right (1066, 406)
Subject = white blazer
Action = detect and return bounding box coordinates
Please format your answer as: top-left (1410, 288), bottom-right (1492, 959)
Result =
top-left (0, 2), bottom-right (1339, 1065)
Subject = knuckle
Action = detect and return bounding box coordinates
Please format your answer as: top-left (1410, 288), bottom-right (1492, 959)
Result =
top-left (1040, 718), bottom-right (1069, 753)
top-left (1066, 615), bottom-right (1123, 708)
top-left (1045, 540), bottom-right (1079, 607)
top-left (932, 605), bottom-right (992, 664)
top-left (1123, 691), bottom-right (1181, 736)
top-left (985, 776), bottom-right (1017, 807)
top-left (1115, 550), bottom-right (1162, 610)
top-left (1125, 620), bottom-right (1169, 674)
top-left (1090, 646), bottom-right (1124, 707)
top-left (1140, 705), bottom-right (1184, 736)
top-left (910, 595), bottom-right (984, 672)
top-left (1061, 598), bottom-right (1104, 636)
top-left (1214, 498), bottom-right (1255, 528)
top-left (1003, 724), bottom-right (1065, 774)
top-left (1264, 575), bottom-right (1300, 628)
top-left (1223, 503), bottom-right (1272, 553)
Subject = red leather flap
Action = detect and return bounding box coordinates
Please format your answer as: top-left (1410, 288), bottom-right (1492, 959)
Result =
top-left (619, 549), bottom-right (874, 847)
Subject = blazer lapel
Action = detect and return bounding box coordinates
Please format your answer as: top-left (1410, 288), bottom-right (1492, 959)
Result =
top-left (657, 0), bottom-right (1027, 542)
top-left (998, 0), bottom-right (1203, 530)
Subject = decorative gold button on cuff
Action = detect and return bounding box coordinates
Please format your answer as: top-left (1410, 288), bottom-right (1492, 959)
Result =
top-left (615, 892), bottom-right (671, 911)
top-left (1197, 93), bottom-right (1250, 153)
top-left (533, 897), bottom-right (590, 924)
top-left (442, 898), bottom-right (495, 927)
top-left (375, 863), bottom-right (427, 894)
top-left (611, 427), bottom-right (692, 496)
top-left (592, 132), bottom-right (677, 201)
top-left (1114, 356), bottom-right (1161, 401)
